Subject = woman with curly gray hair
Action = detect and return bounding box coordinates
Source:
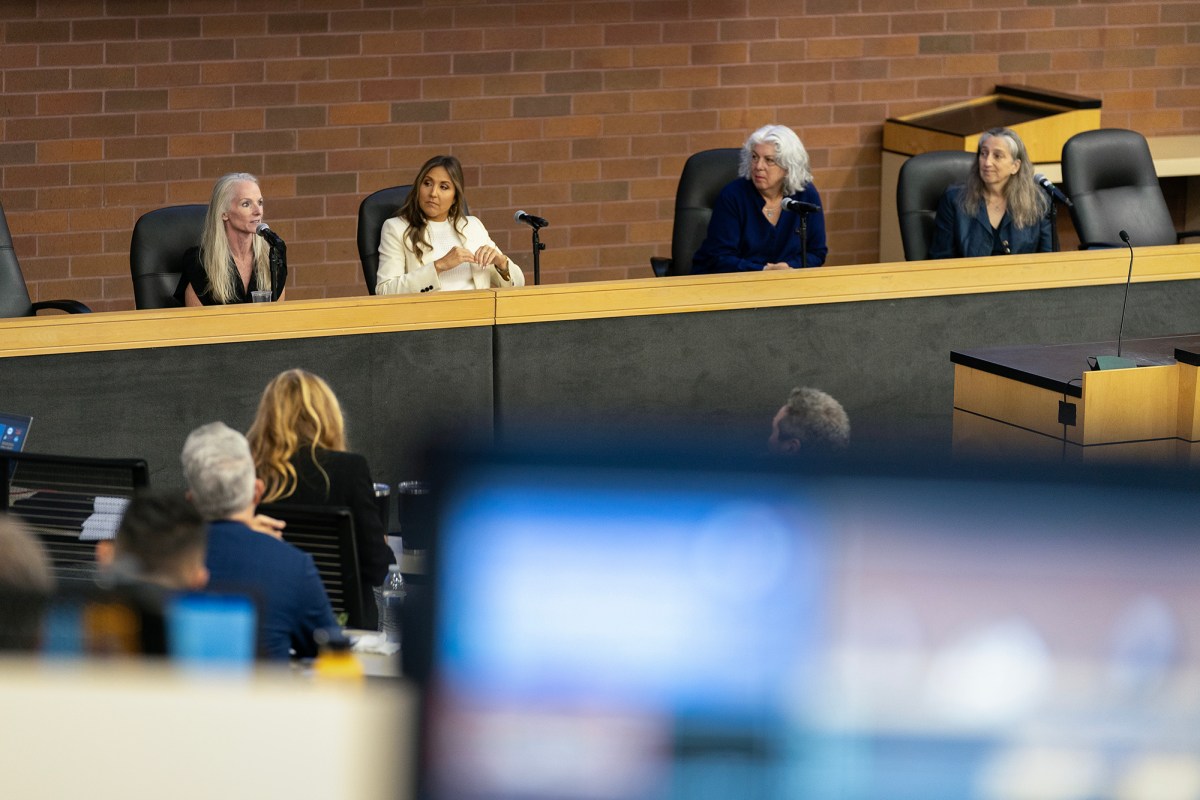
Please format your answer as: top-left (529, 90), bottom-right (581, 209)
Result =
top-left (692, 124), bottom-right (827, 274)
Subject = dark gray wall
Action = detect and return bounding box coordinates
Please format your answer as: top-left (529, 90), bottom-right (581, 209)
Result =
top-left (4, 277), bottom-right (1198, 489)
top-left (0, 327), bottom-right (494, 490)
top-left (493, 278), bottom-right (1200, 453)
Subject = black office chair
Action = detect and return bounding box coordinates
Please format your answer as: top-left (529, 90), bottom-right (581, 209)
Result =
top-left (896, 150), bottom-right (977, 261)
top-left (650, 148), bottom-right (742, 277)
top-left (0, 201), bottom-right (91, 318)
top-left (0, 451), bottom-right (149, 590)
top-left (356, 185), bottom-right (411, 295)
top-left (128, 204), bottom-right (207, 309)
top-left (1061, 128), bottom-right (1200, 249)
top-left (259, 502), bottom-right (368, 629)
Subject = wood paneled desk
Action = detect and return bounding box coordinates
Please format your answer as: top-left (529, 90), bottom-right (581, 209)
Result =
top-left (952, 333), bottom-right (1200, 464)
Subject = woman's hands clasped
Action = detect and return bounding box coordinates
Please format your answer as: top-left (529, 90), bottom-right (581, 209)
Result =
top-left (434, 244), bottom-right (510, 279)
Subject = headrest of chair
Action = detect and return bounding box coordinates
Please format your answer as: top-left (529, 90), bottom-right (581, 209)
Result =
top-left (1062, 129), bottom-right (1158, 194)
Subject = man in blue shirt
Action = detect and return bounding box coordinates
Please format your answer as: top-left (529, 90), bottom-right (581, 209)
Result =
top-left (181, 422), bottom-right (336, 661)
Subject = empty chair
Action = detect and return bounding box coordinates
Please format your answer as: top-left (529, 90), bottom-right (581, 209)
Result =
top-left (896, 150), bottom-right (978, 261)
top-left (0, 451), bottom-right (149, 589)
top-left (650, 148), bottom-right (741, 277)
top-left (258, 502), bottom-right (368, 630)
top-left (1061, 128), bottom-right (1200, 249)
top-left (0, 201), bottom-right (91, 318)
top-left (128, 204), bottom-right (207, 309)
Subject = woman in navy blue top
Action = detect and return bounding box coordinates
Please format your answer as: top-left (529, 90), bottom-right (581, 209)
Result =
top-left (929, 127), bottom-right (1052, 259)
top-left (691, 124), bottom-right (827, 274)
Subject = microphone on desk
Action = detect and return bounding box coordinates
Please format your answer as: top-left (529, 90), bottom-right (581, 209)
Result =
top-left (1034, 174), bottom-right (1073, 208)
top-left (514, 210), bottom-right (549, 229)
top-left (1090, 229), bottom-right (1137, 370)
top-left (256, 222), bottom-right (285, 248)
top-left (781, 198), bottom-right (821, 215)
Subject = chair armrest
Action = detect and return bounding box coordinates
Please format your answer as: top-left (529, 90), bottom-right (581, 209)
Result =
top-left (650, 256), bottom-right (672, 278)
top-left (31, 299), bottom-right (92, 315)
top-left (1177, 230), bottom-right (1200, 243)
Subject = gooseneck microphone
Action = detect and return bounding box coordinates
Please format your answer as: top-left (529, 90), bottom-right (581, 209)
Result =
top-left (1034, 174), bottom-right (1073, 208)
top-left (1091, 230), bottom-right (1137, 370)
top-left (1115, 229), bottom-right (1134, 359)
top-left (781, 198), bottom-right (821, 214)
top-left (256, 222), bottom-right (285, 248)
top-left (513, 210), bottom-right (549, 229)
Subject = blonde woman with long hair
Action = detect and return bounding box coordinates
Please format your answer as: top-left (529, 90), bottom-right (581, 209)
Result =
top-left (247, 369), bottom-right (394, 612)
top-left (174, 172), bottom-right (288, 306)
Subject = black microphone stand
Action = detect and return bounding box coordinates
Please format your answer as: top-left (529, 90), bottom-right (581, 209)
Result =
top-left (794, 212), bottom-right (810, 269)
top-left (529, 226), bottom-right (544, 285)
top-left (1048, 202), bottom-right (1059, 253)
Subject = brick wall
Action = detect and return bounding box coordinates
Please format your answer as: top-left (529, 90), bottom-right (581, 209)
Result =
top-left (2, 0), bottom-right (1198, 312)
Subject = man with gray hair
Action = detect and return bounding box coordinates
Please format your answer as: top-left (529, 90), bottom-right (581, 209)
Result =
top-left (767, 387), bottom-right (850, 455)
top-left (182, 422), bottom-right (336, 660)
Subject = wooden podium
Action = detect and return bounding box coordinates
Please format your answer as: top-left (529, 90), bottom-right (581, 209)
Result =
top-left (880, 85), bottom-right (1102, 263)
top-left (952, 334), bottom-right (1200, 464)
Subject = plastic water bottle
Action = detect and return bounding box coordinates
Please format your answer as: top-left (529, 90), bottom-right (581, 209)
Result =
top-left (379, 564), bottom-right (406, 644)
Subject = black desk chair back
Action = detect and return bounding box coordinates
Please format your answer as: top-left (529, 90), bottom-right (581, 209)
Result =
top-left (1061, 128), bottom-right (1200, 249)
top-left (0, 451), bottom-right (149, 589)
top-left (259, 502), bottom-right (367, 629)
top-left (896, 150), bottom-right (977, 261)
top-left (0, 201), bottom-right (91, 318)
top-left (356, 185), bottom-right (411, 295)
top-left (650, 148), bottom-right (741, 277)
top-left (129, 204), bottom-right (208, 309)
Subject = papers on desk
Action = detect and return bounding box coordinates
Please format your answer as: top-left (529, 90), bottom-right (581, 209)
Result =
top-left (347, 629), bottom-right (400, 657)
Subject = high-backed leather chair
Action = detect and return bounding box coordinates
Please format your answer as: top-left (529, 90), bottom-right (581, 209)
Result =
top-left (128, 204), bottom-right (207, 309)
top-left (356, 185), bottom-right (411, 295)
top-left (1061, 128), bottom-right (1200, 249)
top-left (896, 150), bottom-right (977, 261)
top-left (0, 201), bottom-right (91, 318)
top-left (650, 148), bottom-right (741, 277)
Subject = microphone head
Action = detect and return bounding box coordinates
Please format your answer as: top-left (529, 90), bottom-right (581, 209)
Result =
top-left (1119, 229), bottom-right (1130, 243)
top-left (513, 210), bottom-right (526, 223)
top-left (256, 222), bottom-right (271, 234)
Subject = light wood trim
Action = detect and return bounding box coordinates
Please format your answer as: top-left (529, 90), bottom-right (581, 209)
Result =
top-left (952, 407), bottom-right (1073, 462)
top-left (1079, 364), bottom-right (1179, 445)
top-left (0, 292), bottom-right (495, 359)
top-left (953, 364), bottom-right (1071, 439)
top-left (5, 244), bottom-right (1200, 356)
top-left (497, 244), bottom-right (1200, 324)
top-left (1177, 363), bottom-right (1200, 442)
top-left (1147, 135), bottom-right (1200, 178)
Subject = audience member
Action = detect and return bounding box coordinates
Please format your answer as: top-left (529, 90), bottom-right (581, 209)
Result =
top-left (182, 422), bottom-right (336, 660)
top-left (175, 171), bottom-right (287, 306)
top-left (376, 154), bottom-right (525, 294)
top-left (248, 368), bottom-right (395, 622)
top-left (929, 127), bottom-right (1053, 259)
top-left (111, 491), bottom-right (208, 592)
top-left (0, 515), bottom-right (54, 652)
top-left (692, 124), bottom-right (827, 273)
top-left (768, 387), bottom-right (850, 455)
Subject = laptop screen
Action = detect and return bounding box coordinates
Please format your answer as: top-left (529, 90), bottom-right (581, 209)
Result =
top-left (421, 447), bottom-right (1200, 800)
top-left (0, 412), bottom-right (32, 454)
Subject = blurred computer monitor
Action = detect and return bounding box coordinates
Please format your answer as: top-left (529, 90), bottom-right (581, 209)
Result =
top-left (420, 444), bottom-right (1200, 800)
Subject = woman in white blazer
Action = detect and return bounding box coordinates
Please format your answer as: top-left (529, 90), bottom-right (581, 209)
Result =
top-left (376, 155), bottom-right (525, 294)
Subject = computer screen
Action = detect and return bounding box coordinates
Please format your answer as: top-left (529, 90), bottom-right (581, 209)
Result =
top-left (0, 412), bottom-right (32, 454)
top-left (421, 447), bottom-right (1200, 800)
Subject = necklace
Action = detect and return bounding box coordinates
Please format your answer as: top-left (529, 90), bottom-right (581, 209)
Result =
top-left (763, 201), bottom-right (781, 219)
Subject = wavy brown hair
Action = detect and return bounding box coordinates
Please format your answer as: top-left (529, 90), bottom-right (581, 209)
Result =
top-left (960, 127), bottom-right (1048, 230)
top-left (396, 154), bottom-right (469, 261)
top-left (247, 369), bottom-right (347, 504)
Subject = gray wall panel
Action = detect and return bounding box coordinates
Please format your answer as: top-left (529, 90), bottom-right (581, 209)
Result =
top-left (493, 279), bottom-right (1200, 453)
top-left (0, 327), bottom-right (494, 490)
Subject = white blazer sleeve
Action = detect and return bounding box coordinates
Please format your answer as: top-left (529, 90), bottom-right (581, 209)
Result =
top-left (376, 217), bottom-right (440, 295)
